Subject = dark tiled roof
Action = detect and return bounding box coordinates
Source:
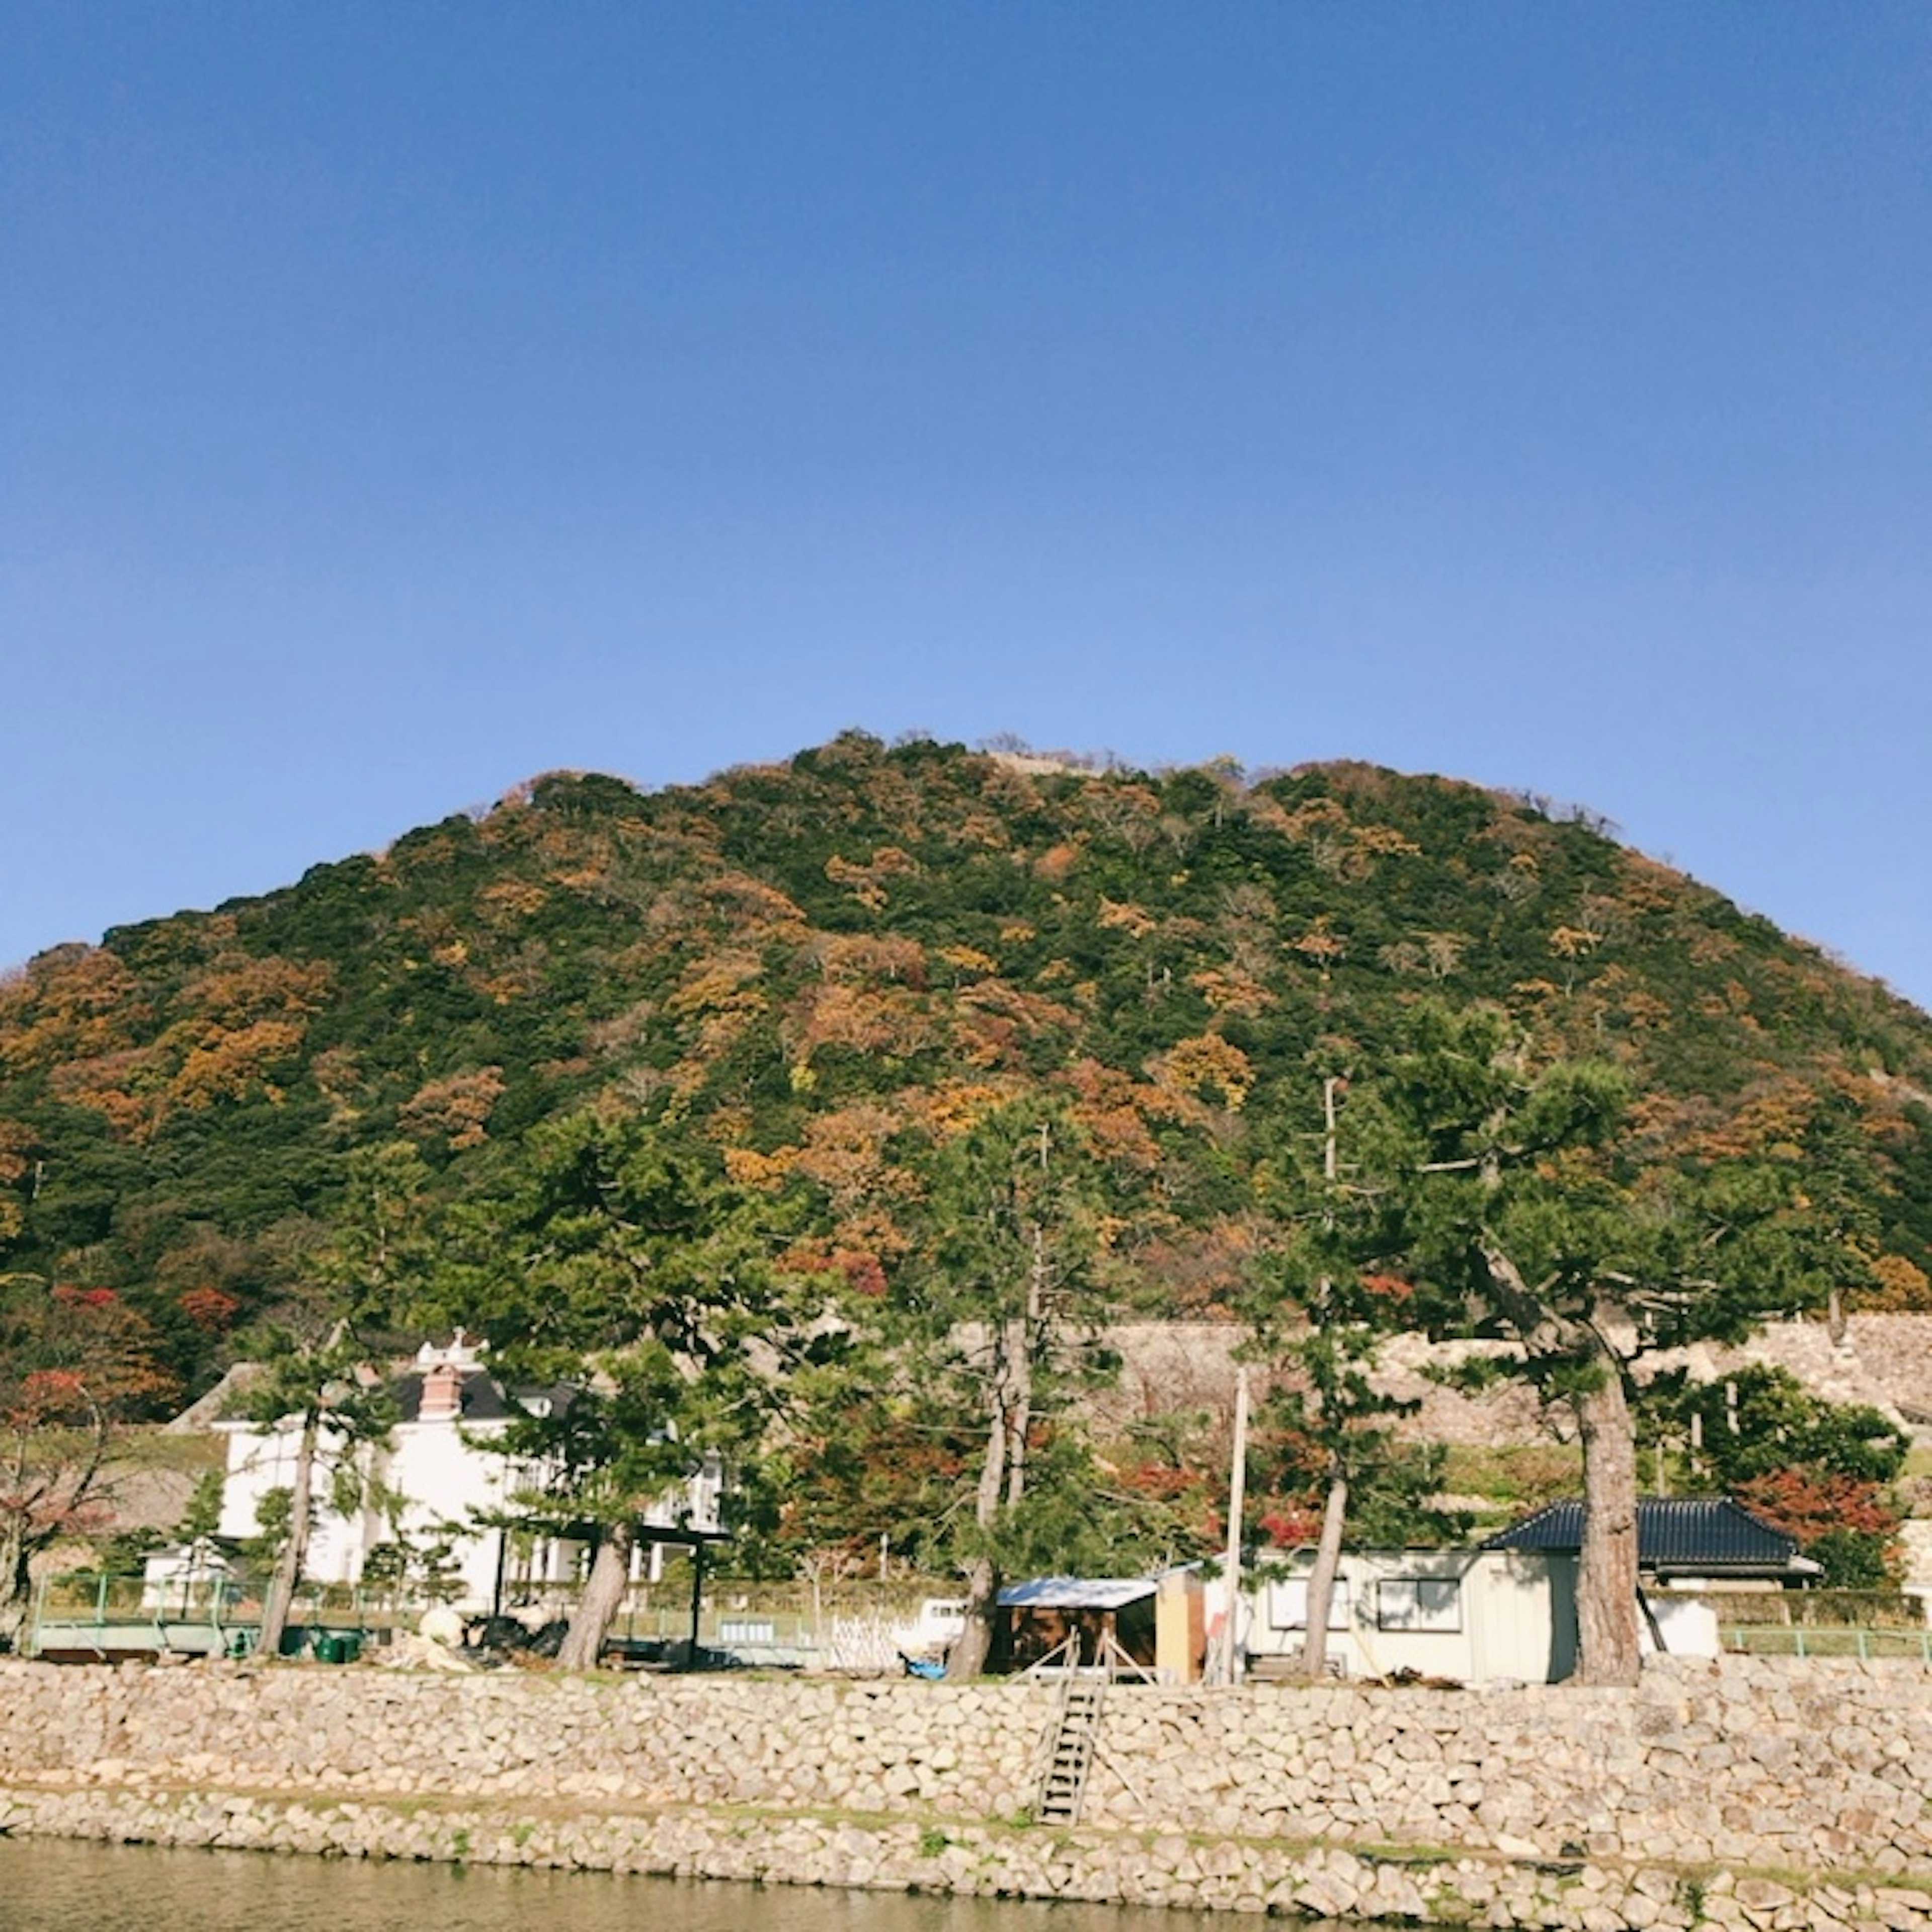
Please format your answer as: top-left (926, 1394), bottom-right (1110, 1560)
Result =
top-left (390, 1372), bottom-right (572, 1423)
top-left (1483, 1498), bottom-right (1804, 1571)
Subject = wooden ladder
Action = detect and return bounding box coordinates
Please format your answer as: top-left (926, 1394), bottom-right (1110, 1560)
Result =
top-left (1035, 1674), bottom-right (1105, 1826)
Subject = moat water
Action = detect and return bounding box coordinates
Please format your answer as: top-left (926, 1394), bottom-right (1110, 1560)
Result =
top-left (0, 1837), bottom-right (1189, 1930)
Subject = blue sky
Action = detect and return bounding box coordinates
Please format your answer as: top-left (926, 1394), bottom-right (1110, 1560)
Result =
top-left (5, 5), bottom-right (1929, 1007)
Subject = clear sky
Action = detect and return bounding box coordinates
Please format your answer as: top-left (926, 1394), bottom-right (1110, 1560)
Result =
top-left (5, 5), bottom-right (1928, 1008)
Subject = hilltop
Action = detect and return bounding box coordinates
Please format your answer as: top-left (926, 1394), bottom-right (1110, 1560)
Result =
top-left (4, 731), bottom-right (1930, 1401)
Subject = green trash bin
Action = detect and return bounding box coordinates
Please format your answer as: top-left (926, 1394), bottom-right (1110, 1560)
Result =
top-left (313, 1634), bottom-right (344, 1664)
top-left (337, 1632), bottom-right (362, 1664)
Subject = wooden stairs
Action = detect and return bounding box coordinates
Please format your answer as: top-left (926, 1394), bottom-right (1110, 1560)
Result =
top-left (1035, 1675), bottom-right (1105, 1825)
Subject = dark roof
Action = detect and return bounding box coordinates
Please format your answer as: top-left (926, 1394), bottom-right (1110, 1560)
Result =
top-left (1483, 1498), bottom-right (1815, 1573)
top-left (390, 1371), bottom-right (574, 1424)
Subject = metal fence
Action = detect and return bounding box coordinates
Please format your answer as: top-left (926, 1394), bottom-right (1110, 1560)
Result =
top-left (1721, 1624), bottom-right (1932, 1661)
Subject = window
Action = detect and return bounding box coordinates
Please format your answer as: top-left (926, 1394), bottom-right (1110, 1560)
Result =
top-left (1265, 1577), bottom-right (1351, 1632)
top-left (1374, 1577), bottom-right (1462, 1633)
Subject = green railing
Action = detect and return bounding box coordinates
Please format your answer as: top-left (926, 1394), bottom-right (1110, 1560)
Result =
top-left (28, 1571), bottom-right (256, 1659)
top-left (1722, 1624), bottom-right (1932, 1661)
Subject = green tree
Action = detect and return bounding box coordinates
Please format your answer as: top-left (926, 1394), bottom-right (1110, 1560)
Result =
top-left (437, 1109), bottom-right (827, 1670)
top-left (1364, 1004), bottom-right (1862, 1684)
top-left (1245, 1074), bottom-right (1444, 1678)
top-left (894, 1101), bottom-right (1118, 1678)
top-left (243, 1142), bottom-right (430, 1654)
top-left (1650, 1365), bottom-right (1907, 1586)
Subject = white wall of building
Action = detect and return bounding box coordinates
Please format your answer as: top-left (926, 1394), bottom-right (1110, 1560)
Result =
top-left (1244, 1548), bottom-right (1577, 1684)
top-left (215, 1340), bottom-right (726, 1614)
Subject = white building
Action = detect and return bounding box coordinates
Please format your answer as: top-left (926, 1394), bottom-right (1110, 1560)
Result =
top-left (1244, 1547), bottom-right (1579, 1684)
top-left (216, 1334), bottom-right (725, 1613)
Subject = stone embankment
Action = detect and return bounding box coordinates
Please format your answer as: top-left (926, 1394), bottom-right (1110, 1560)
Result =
top-left (2, 1656), bottom-right (1928, 1927)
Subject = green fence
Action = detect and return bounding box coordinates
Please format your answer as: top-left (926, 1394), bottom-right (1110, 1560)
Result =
top-left (1721, 1624), bottom-right (1932, 1661)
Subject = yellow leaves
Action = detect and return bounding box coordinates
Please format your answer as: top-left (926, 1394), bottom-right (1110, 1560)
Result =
top-left (1187, 965), bottom-right (1275, 1017)
top-left (998, 921), bottom-right (1036, 944)
top-left (1618, 989), bottom-right (1675, 1032)
top-left (900, 1078), bottom-right (1021, 1141)
top-left (1264, 795), bottom-right (1421, 881)
top-left (28, 949), bottom-right (336, 1139)
top-left (1548, 925), bottom-right (1603, 961)
top-left (1032, 841), bottom-right (1081, 881)
top-left (1352, 824), bottom-right (1421, 858)
top-left (1693, 1078), bottom-right (1817, 1162)
top-left (1149, 1033), bottom-right (1254, 1112)
top-left (824, 845), bottom-right (920, 910)
top-left (1274, 795), bottom-right (1350, 841)
top-left (0, 1120), bottom-right (37, 1187)
top-left (169, 1018), bottom-right (308, 1111)
top-left (937, 943), bottom-right (999, 979)
top-left (958, 809), bottom-right (1012, 849)
top-left (701, 871), bottom-right (809, 939)
top-left (1058, 1057), bottom-right (1165, 1170)
top-left (478, 877), bottom-right (549, 921)
top-left (1098, 897), bottom-right (1157, 937)
top-left (723, 1145), bottom-right (800, 1191)
top-left (1686, 927), bottom-right (1740, 967)
top-left (949, 980), bottom-right (1083, 1070)
top-left (666, 951), bottom-right (765, 1018)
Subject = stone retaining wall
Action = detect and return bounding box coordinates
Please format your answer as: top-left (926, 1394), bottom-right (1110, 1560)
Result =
top-left (2, 1656), bottom-right (1928, 1927)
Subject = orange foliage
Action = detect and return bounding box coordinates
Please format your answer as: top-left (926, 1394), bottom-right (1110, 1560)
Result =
top-left (477, 877), bottom-right (549, 920)
top-left (1097, 898), bottom-right (1157, 937)
top-left (807, 933), bottom-right (928, 987)
top-left (1057, 1058), bottom-right (1165, 1171)
top-left (824, 845), bottom-right (920, 910)
top-left (178, 1285), bottom-right (241, 1332)
top-left (1860, 1253), bottom-right (1932, 1311)
top-left (722, 1145), bottom-right (800, 1191)
top-left (0, 947), bottom-right (147, 1071)
top-left (898, 1079), bottom-right (1023, 1142)
top-left (784, 982), bottom-right (933, 1063)
top-left (397, 1066), bottom-right (507, 1150)
top-left (1188, 965), bottom-right (1274, 1017)
top-left (791, 1104), bottom-right (915, 1216)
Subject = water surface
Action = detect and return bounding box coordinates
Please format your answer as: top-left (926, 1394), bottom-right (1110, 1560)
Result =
top-left (0, 1838), bottom-right (1176, 1931)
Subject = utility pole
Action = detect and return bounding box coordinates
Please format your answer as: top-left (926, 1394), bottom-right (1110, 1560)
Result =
top-left (1218, 1365), bottom-right (1250, 1686)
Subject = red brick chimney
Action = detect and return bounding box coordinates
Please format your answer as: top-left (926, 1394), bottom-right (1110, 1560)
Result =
top-left (419, 1360), bottom-right (462, 1423)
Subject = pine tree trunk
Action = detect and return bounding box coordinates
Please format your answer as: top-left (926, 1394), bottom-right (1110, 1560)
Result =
top-left (256, 1410), bottom-right (319, 1658)
top-left (1299, 1466), bottom-right (1349, 1679)
top-left (0, 1520), bottom-right (29, 1651)
top-left (1571, 1363), bottom-right (1641, 1686)
top-left (947, 1347), bottom-right (1011, 1681)
top-left (948, 1551), bottom-right (998, 1680)
top-left (557, 1518), bottom-right (635, 1671)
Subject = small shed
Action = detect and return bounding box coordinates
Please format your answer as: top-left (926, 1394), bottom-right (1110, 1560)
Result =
top-left (993, 1571), bottom-right (1206, 1680)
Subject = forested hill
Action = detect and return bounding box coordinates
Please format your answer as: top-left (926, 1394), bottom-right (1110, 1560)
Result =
top-left (5, 732), bottom-right (1932, 1398)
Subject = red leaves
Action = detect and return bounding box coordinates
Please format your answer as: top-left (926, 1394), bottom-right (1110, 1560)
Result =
top-left (1735, 1467), bottom-right (1901, 1544)
top-left (178, 1285), bottom-right (241, 1332)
